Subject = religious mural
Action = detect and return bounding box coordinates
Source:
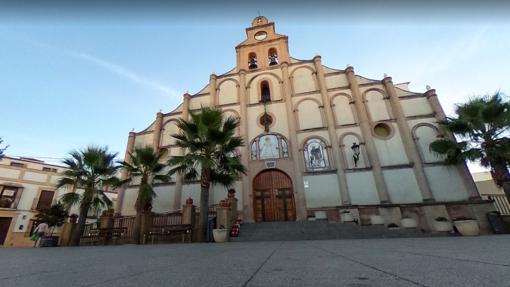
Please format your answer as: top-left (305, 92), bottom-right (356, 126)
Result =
top-left (250, 134), bottom-right (289, 160)
top-left (303, 138), bottom-right (330, 171)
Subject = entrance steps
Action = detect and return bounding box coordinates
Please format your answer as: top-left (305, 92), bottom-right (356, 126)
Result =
top-left (232, 221), bottom-right (445, 242)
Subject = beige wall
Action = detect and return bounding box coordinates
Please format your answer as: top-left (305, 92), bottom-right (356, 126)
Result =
top-left (120, 17), bottom-right (478, 222)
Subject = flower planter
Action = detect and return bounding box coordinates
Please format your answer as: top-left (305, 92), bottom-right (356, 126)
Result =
top-left (400, 218), bottom-right (417, 229)
top-left (212, 229), bottom-right (229, 243)
top-left (454, 220), bottom-right (480, 236)
top-left (433, 220), bottom-right (453, 232)
top-left (341, 212), bottom-right (354, 223)
top-left (370, 215), bottom-right (384, 225)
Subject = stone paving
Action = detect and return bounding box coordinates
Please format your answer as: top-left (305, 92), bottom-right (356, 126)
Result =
top-left (1, 235), bottom-right (510, 287)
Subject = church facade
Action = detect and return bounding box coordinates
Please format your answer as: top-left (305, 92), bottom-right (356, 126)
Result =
top-left (116, 17), bottom-right (493, 230)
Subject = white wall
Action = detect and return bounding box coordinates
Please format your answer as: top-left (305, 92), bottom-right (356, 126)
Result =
top-left (346, 171), bottom-right (380, 204)
top-left (383, 168), bottom-right (423, 203)
top-left (425, 166), bottom-right (469, 201)
top-left (303, 174), bottom-right (341, 208)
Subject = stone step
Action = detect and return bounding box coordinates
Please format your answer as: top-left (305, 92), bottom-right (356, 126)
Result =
top-left (231, 221), bottom-right (446, 242)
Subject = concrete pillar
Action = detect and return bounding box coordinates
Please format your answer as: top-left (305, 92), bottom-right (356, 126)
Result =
top-left (182, 203), bottom-right (196, 226)
top-left (216, 206), bottom-right (230, 230)
top-left (228, 197), bottom-right (238, 226)
top-left (382, 77), bottom-right (434, 201)
top-left (152, 112), bottom-right (164, 151)
top-left (173, 93), bottom-right (192, 210)
top-left (59, 222), bottom-right (75, 246)
top-left (345, 66), bottom-right (390, 203)
top-left (115, 131), bottom-right (136, 214)
top-left (425, 89), bottom-right (480, 199)
top-left (238, 70), bottom-right (253, 222)
top-left (281, 62), bottom-right (308, 220)
top-left (313, 56), bottom-right (350, 204)
top-left (209, 74), bottom-right (218, 106)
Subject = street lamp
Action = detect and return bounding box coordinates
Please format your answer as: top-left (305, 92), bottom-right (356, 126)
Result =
top-left (351, 142), bottom-right (361, 167)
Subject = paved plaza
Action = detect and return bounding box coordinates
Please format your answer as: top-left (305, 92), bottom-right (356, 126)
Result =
top-left (1, 235), bottom-right (510, 287)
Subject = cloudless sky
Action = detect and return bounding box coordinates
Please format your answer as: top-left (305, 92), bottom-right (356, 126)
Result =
top-left (1, 2), bottom-right (509, 173)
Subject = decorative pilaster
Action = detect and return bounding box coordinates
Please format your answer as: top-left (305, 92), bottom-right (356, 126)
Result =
top-left (115, 131), bottom-right (136, 214)
top-left (383, 77), bottom-right (434, 201)
top-left (313, 56), bottom-right (350, 204)
top-left (173, 93), bottom-right (191, 210)
top-left (209, 74), bottom-right (218, 106)
top-left (281, 62), bottom-right (307, 220)
top-left (152, 112), bottom-right (163, 151)
top-left (425, 89), bottom-right (480, 199)
top-left (345, 67), bottom-right (390, 203)
top-left (238, 70), bottom-right (253, 221)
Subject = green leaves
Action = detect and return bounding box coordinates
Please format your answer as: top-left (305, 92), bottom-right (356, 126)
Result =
top-left (119, 145), bottom-right (170, 212)
top-left (35, 202), bottom-right (68, 228)
top-left (58, 146), bottom-right (120, 209)
top-left (429, 92), bottom-right (510, 186)
top-left (170, 106), bottom-right (246, 188)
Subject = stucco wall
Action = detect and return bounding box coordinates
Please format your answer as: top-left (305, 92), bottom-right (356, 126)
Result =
top-left (303, 174), bottom-right (341, 208)
top-left (383, 168), bottom-right (423, 203)
top-left (346, 171), bottom-right (380, 204)
top-left (425, 166), bottom-right (469, 201)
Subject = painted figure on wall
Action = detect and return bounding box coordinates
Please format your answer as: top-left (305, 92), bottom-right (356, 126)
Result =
top-left (304, 139), bottom-right (329, 171)
top-left (259, 135), bottom-right (279, 159)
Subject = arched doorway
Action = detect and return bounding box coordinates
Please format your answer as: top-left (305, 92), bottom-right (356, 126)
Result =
top-left (253, 169), bottom-right (296, 222)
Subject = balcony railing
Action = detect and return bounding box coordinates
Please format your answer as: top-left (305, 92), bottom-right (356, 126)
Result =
top-left (484, 194), bottom-right (510, 215)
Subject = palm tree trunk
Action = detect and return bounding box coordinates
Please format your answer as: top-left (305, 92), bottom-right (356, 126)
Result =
top-left (133, 209), bottom-right (143, 244)
top-left (491, 163), bottom-right (510, 203)
top-left (199, 170), bottom-right (210, 242)
top-left (70, 203), bottom-right (89, 246)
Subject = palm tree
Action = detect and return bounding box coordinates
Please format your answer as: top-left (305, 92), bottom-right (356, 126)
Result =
top-left (118, 145), bottom-right (171, 244)
top-left (430, 92), bottom-right (510, 202)
top-left (169, 107), bottom-right (246, 241)
top-left (57, 146), bottom-right (120, 246)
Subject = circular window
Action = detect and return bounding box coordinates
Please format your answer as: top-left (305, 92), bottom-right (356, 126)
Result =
top-left (373, 123), bottom-right (392, 139)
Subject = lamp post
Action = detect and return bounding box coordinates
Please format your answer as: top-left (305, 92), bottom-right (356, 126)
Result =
top-left (351, 142), bottom-right (361, 167)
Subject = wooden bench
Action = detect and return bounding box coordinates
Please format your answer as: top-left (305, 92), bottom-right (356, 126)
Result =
top-left (145, 224), bottom-right (192, 244)
top-left (81, 227), bottom-right (127, 245)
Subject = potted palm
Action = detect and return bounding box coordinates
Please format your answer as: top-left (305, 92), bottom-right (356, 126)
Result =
top-left (433, 216), bottom-right (453, 232)
top-left (35, 202), bottom-right (68, 247)
top-left (213, 225), bottom-right (229, 243)
top-left (453, 217), bottom-right (480, 236)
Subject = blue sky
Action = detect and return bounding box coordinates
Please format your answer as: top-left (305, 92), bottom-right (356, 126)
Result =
top-left (1, 5), bottom-right (509, 172)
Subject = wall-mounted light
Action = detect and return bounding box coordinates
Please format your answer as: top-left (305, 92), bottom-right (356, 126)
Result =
top-left (351, 142), bottom-right (361, 167)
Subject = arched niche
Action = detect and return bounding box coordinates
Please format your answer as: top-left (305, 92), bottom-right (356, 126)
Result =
top-left (340, 132), bottom-right (369, 169)
top-left (248, 74), bottom-right (282, 104)
top-left (160, 119), bottom-right (179, 146)
top-left (290, 66), bottom-right (317, 94)
top-left (250, 133), bottom-right (290, 161)
top-left (218, 79), bottom-right (239, 105)
top-left (331, 93), bottom-right (356, 125)
top-left (302, 137), bottom-right (331, 172)
top-left (294, 98), bottom-right (324, 130)
top-left (363, 89), bottom-right (392, 122)
top-left (412, 123), bottom-right (443, 163)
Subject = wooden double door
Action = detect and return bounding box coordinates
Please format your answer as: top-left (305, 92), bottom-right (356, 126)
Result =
top-left (0, 217), bottom-right (12, 246)
top-left (253, 169), bottom-right (296, 222)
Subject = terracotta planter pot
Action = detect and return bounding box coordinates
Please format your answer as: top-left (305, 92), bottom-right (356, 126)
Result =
top-left (341, 212), bottom-right (354, 223)
top-left (212, 229), bottom-right (229, 242)
top-left (433, 220), bottom-right (453, 232)
top-left (400, 218), bottom-right (417, 229)
top-left (454, 220), bottom-right (480, 236)
top-left (370, 215), bottom-right (384, 225)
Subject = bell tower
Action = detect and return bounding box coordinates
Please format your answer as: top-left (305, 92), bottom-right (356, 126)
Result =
top-left (236, 16), bottom-right (290, 71)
